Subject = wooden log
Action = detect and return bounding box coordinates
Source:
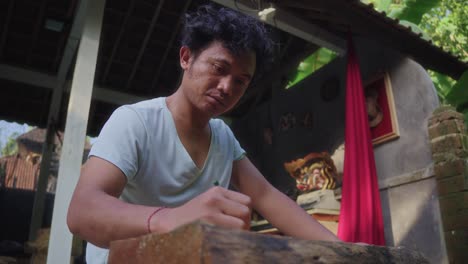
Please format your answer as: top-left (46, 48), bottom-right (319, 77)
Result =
top-left (108, 221), bottom-right (429, 264)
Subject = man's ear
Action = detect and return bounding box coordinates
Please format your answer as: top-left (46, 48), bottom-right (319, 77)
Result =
top-left (180, 46), bottom-right (192, 70)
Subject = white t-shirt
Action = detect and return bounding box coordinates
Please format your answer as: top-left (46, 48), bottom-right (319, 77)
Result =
top-left (86, 97), bottom-right (245, 263)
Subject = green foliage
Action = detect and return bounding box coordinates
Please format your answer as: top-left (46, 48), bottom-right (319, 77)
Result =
top-left (286, 48), bottom-right (337, 89)
top-left (390, 0), bottom-right (441, 24)
top-left (420, 0), bottom-right (468, 63)
top-left (446, 70), bottom-right (468, 108)
top-left (397, 20), bottom-right (430, 39)
top-left (429, 70), bottom-right (456, 100)
top-left (1, 132), bottom-right (19, 157)
top-left (361, 0), bottom-right (391, 12)
top-left (363, 0), bottom-right (440, 24)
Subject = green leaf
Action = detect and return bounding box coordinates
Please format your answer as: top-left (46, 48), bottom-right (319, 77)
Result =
top-left (430, 71), bottom-right (456, 102)
top-left (388, 5), bottom-right (404, 19)
top-left (398, 20), bottom-right (431, 40)
top-left (398, 0), bottom-right (441, 24)
top-left (1, 132), bottom-right (19, 157)
top-left (364, 0), bottom-right (392, 12)
top-left (378, 0), bottom-right (392, 12)
top-left (446, 70), bottom-right (468, 108)
top-left (286, 48), bottom-right (337, 89)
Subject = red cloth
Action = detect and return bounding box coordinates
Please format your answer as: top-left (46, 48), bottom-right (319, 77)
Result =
top-left (337, 37), bottom-right (386, 245)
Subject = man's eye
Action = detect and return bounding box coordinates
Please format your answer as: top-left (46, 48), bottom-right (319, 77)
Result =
top-left (211, 63), bottom-right (223, 73)
top-left (235, 78), bottom-right (246, 86)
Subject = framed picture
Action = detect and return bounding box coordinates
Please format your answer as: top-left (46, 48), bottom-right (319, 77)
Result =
top-left (364, 72), bottom-right (400, 145)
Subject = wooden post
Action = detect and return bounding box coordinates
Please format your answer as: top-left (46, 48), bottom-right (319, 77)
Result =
top-left (109, 221), bottom-right (429, 264)
top-left (46, 0), bottom-right (106, 262)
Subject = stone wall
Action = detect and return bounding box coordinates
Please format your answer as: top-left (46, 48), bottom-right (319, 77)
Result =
top-left (428, 106), bottom-right (468, 263)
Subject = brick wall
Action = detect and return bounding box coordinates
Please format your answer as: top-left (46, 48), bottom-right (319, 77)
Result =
top-left (428, 106), bottom-right (468, 263)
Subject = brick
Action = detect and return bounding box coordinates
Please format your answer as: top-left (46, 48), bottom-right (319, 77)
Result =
top-left (444, 228), bottom-right (468, 250)
top-left (440, 208), bottom-right (468, 230)
top-left (434, 159), bottom-right (468, 179)
top-left (438, 191), bottom-right (468, 230)
top-left (432, 105), bottom-right (458, 115)
top-left (438, 192), bottom-right (468, 216)
top-left (429, 107), bottom-right (464, 127)
top-left (447, 250), bottom-right (468, 264)
top-left (437, 174), bottom-right (468, 195)
top-left (432, 150), bottom-right (468, 163)
top-left (430, 134), bottom-right (468, 154)
top-left (444, 229), bottom-right (468, 264)
top-left (428, 119), bottom-right (466, 140)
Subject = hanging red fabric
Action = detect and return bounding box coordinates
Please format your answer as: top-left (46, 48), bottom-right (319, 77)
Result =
top-left (337, 36), bottom-right (386, 245)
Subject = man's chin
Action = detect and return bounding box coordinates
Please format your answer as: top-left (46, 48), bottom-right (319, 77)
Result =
top-left (205, 103), bottom-right (233, 117)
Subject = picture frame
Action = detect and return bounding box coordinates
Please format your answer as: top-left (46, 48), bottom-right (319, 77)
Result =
top-left (364, 72), bottom-right (400, 146)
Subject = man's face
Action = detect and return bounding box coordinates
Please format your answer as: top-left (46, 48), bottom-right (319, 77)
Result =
top-left (179, 41), bottom-right (256, 116)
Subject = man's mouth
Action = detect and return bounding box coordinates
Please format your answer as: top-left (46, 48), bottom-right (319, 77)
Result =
top-left (208, 94), bottom-right (225, 106)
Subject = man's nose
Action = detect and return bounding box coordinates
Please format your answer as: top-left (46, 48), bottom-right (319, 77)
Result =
top-left (217, 76), bottom-right (233, 96)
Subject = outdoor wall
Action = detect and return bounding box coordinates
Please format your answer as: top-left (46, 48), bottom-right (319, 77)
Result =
top-left (232, 37), bottom-right (447, 263)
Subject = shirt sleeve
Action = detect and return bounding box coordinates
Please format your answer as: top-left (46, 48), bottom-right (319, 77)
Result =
top-left (220, 121), bottom-right (246, 161)
top-left (233, 137), bottom-right (246, 161)
top-left (89, 106), bottom-right (147, 180)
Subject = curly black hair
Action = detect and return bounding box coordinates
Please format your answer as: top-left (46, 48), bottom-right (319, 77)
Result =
top-left (181, 4), bottom-right (274, 82)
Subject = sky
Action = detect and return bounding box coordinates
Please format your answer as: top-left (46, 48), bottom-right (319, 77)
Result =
top-left (0, 120), bottom-right (30, 153)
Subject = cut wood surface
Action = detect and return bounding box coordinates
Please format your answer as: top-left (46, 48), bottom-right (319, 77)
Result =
top-left (108, 221), bottom-right (429, 264)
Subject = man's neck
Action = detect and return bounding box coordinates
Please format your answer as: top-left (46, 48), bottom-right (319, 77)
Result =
top-left (166, 91), bottom-right (210, 133)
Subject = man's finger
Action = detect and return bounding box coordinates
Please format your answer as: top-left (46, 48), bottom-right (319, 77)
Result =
top-left (203, 212), bottom-right (245, 230)
top-left (216, 196), bottom-right (250, 220)
top-left (216, 187), bottom-right (251, 206)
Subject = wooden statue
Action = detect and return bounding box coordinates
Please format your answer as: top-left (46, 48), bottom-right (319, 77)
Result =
top-left (284, 152), bottom-right (338, 192)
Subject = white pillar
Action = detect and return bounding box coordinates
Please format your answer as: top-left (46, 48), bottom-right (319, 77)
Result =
top-left (29, 0), bottom-right (89, 242)
top-left (46, 0), bottom-right (105, 262)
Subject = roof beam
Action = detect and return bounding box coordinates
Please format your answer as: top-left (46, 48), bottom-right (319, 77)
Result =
top-left (0, 0), bottom-right (15, 60)
top-left (125, 0), bottom-right (166, 91)
top-left (101, 0), bottom-right (136, 83)
top-left (210, 0), bottom-right (346, 54)
top-left (56, 0), bottom-right (89, 81)
top-left (150, 0), bottom-right (192, 92)
top-left (0, 64), bottom-right (148, 105)
top-left (27, 0), bottom-right (48, 65)
top-left (0, 64), bottom-right (58, 88)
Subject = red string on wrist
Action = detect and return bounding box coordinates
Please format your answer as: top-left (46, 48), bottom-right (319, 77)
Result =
top-left (147, 206), bottom-right (167, 234)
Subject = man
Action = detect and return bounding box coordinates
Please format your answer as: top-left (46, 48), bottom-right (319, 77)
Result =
top-left (67, 4), bottom-right (340, 263)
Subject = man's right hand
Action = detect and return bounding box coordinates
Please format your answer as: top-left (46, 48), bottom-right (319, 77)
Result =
top-left (151, 186), bottom-right (252, 233)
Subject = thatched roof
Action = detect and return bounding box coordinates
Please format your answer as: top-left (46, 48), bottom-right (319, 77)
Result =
top-left (16, 128), bottom-right (91, 154)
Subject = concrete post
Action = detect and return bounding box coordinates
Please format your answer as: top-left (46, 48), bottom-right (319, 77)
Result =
top-left (46, 0), bottom-right (105, 262)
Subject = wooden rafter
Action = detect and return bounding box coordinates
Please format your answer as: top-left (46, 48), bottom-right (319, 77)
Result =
top-left (100, 0), bottom-right (136, 83)
top-left (124, 0), bottom-right (166, 91)
top-left (149, 0), bottom-right (193, 93)
top-left (27, 0), bottom-right (48, 65)
top-left (0, 0), bottom-right (15, 60)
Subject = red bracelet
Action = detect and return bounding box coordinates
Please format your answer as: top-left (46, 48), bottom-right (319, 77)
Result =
top-left (147, 207), bottom-right (167, 234)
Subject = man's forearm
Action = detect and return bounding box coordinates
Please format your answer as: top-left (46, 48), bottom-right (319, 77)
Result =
top-left (67, 189), bottom-right (160, 248)
top-left (255, 187), bottom-right (341, 242)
